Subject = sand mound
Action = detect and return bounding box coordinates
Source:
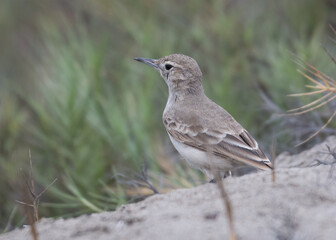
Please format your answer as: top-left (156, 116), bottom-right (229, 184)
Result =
top-left (1, 136), bottom-right (336, 240)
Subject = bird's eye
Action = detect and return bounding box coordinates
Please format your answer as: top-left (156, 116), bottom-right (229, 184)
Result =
top-left (165, 64), bottom-right (173, 70)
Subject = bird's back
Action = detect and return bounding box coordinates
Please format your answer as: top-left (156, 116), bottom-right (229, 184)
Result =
top-left (163, 93), bottom-right (243, 136)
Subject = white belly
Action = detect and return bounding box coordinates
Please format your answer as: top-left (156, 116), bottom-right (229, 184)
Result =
top-left (168, 134), bottom-right (236, 179)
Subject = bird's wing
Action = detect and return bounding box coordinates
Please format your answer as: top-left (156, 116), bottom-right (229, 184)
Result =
top-left (165, 121), bottom-right (272, 170)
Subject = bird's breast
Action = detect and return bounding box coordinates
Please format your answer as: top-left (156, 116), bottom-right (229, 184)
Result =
top-left (168, 134), bottom-right (208, 168)
top-left (167, 133), bottom-right (236, 172)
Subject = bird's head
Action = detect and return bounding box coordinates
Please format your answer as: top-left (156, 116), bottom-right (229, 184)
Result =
top-left (134, 54), bottom-right (203, 94)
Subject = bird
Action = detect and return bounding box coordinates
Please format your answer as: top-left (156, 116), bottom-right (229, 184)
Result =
top-left (134, 54), bottom-right (272, 180)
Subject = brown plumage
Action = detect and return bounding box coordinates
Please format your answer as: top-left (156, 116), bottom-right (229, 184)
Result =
top-left (134, 54), bottom-right (272, 179)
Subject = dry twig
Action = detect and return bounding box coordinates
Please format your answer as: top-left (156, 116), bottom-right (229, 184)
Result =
top-left (207, 146), bottom-right (238, 240)
top-left (16, 149), bottom-right (57, 240)
top-left (271, 138), bottom-right (277, 183)
top-left (310, 145), bottom-right (336, 178)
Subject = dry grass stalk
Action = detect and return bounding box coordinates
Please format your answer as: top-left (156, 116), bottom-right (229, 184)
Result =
top-left (271, 138), bottom-right (277, 183)
top-left (3, 207), bottom-right (18, 233)
top-left (214, 172), bottom-right (237, 240)
top-left (207, 146), bottom-right (238, 240)
top-left (16, 149), bottom-right (57, 239)
top-left (22, 183), bottom-right (38, 240)
top-left (286, 53), bottom-right (336, 147)
top-left (330, 24), bottom-right (336, 36)
top-left (310, 145), bottom-right (336, 178)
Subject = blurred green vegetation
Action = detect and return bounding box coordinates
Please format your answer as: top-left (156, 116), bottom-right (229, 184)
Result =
top-left (1, 0), bottom-right (336, 231)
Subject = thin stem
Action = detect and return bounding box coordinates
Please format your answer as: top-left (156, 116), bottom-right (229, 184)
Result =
top-left (15, 200), bottom-right (34, 208)
top-left (305, 84), bottom-right (322, 89)
top-left (36, 178), bottom-right (58, 199)
top-left (295, 110), bottom-right (336, 147)
top-left (294, 55), bottom-right (336, 87)
top-left (297, 69), bottom-right (324, 88)
top-left (286, 94), bottom-right (336, 116)
top-left (323, 46), bottom-right (336, 66)
top-left (29, 149), bottom-right (35, 195)
top-left (288, 89), bottom-right (326, 97)
top-left (287, 92), bottom-right (333, 113)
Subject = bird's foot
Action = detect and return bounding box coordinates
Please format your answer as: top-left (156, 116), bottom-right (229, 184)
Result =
top-left (209, 178), bottom-right (216, 183)
top-left (209, 171), bottom-right (232, 183)
top-left (223, 170), bottom-right (232, 178)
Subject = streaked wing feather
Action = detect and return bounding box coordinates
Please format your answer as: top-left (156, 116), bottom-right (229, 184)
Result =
top-left (239, 130), bottom-right (270, 164)
top-left (166, 124), bottom-right (272, 170)
top-left (239, 130), bottom-right (258, 149)
top-left (215, 136), bottom-right (272, 169)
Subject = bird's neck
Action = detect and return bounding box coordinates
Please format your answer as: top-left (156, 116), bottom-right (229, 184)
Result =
top-left (168, 80), bottom-right (204, 96)
top-left (167, 85), bottom-right (205, 104)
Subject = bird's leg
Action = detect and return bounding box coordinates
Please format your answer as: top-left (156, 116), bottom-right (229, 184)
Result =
top-left (209, 171), bottom-right (232, 183)
top-left (209, 178), bottom-right (216, 183)
top-left (223, 170), bottom-right (232, 178)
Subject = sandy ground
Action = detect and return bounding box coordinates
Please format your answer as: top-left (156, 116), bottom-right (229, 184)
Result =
top-left (1, 136), bottom-right (336, 240)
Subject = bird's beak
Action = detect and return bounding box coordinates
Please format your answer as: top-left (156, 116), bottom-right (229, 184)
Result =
top-left (134, 57), bottom-right (159, 69)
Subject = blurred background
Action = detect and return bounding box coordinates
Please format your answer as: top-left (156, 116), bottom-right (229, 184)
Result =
top-left (1, 0), bottom-right (336, 231)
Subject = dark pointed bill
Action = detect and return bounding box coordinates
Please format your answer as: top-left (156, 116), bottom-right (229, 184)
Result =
top-left (134, 57), bottom-right (159, 69)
